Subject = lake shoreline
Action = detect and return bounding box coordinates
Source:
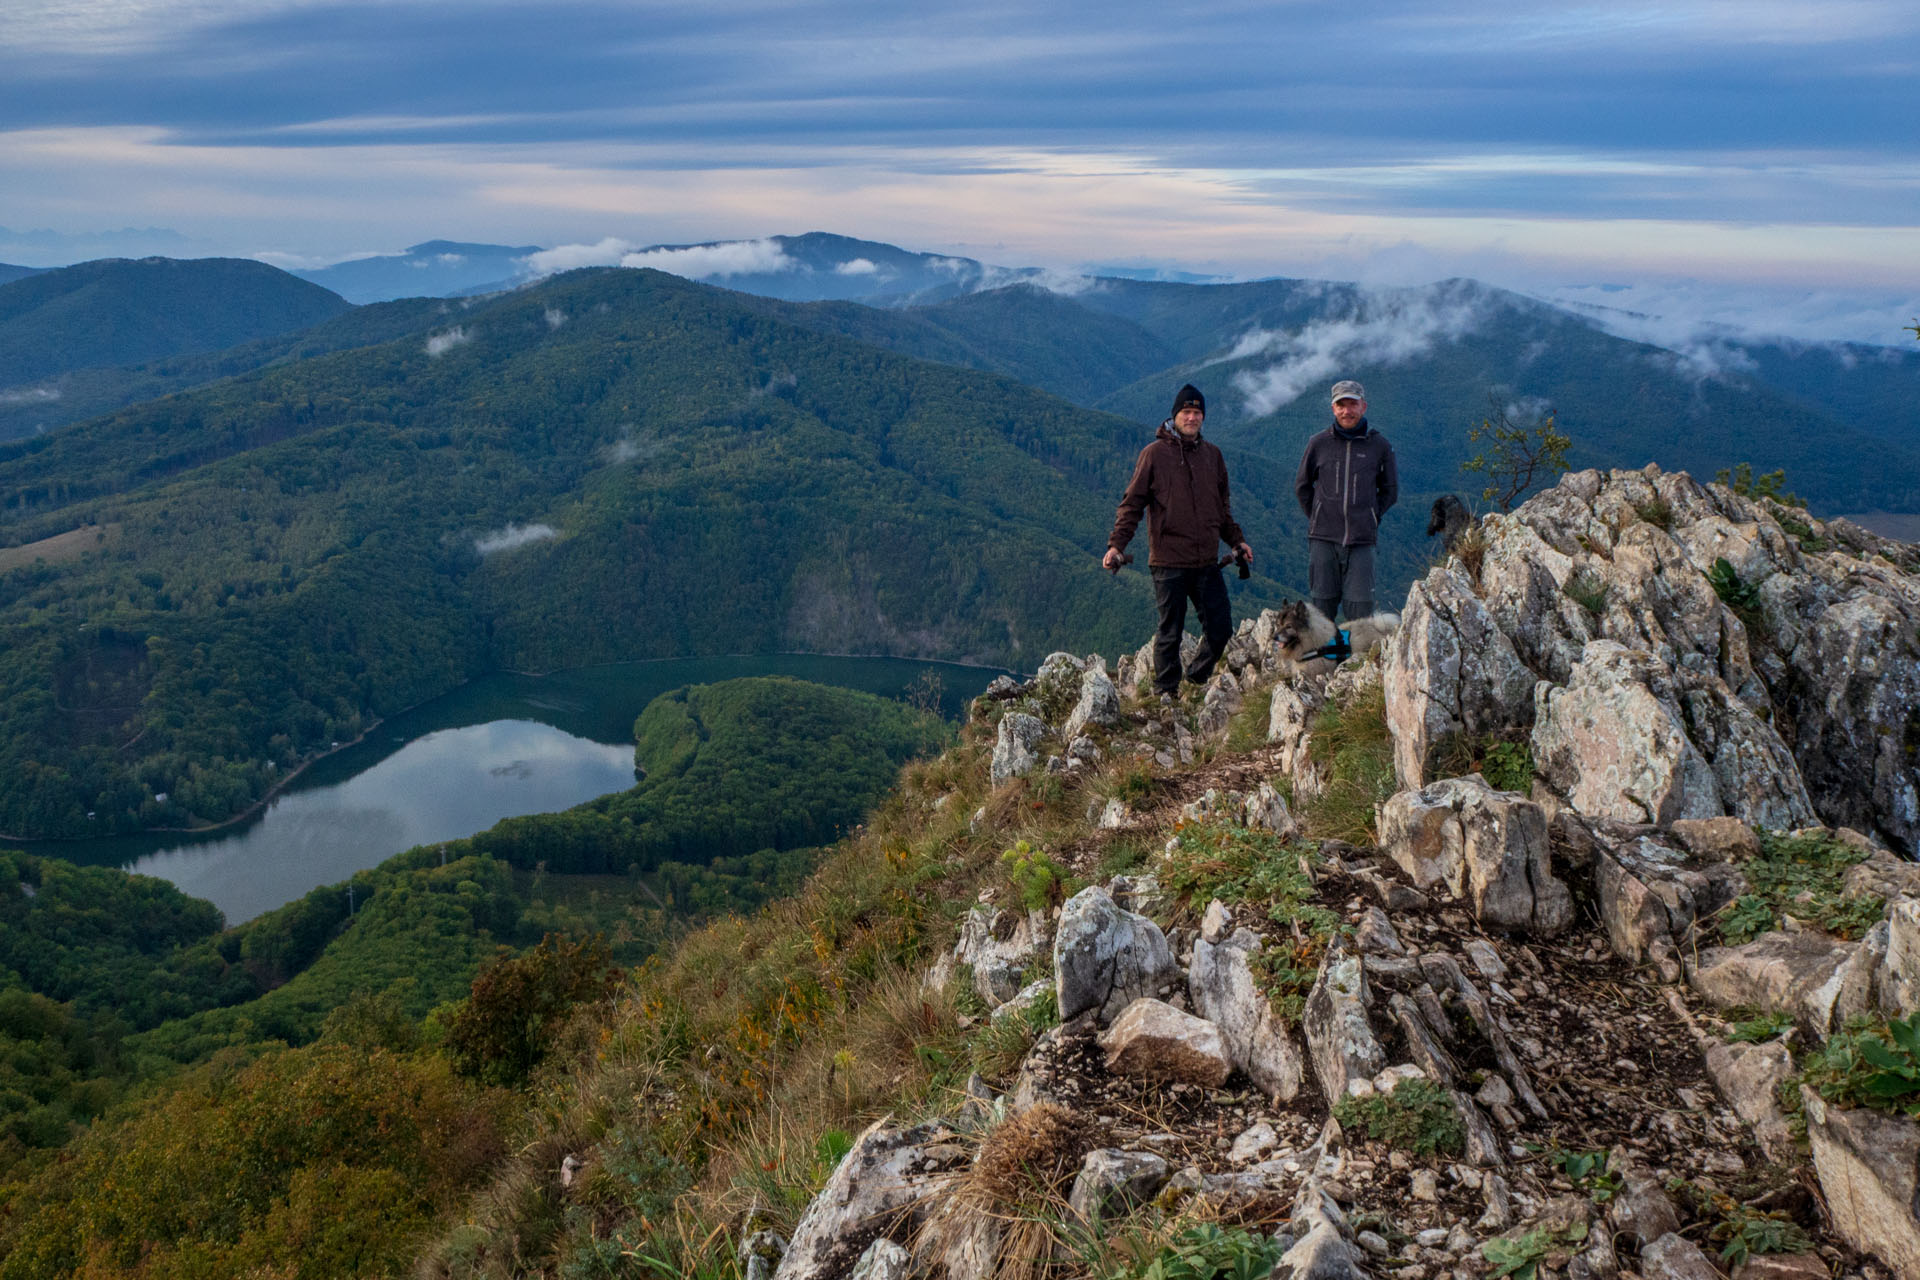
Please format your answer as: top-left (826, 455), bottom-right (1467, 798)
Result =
top-left (4, 651), bottom-right (1022, 846)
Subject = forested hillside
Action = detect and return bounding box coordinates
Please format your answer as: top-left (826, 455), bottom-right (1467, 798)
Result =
top-left (0, 267), bottom-right (1294, 837)
top-left (0, 676), bottom-right (943, 1197)
top-left (0, 257), bottom-right (350, 398)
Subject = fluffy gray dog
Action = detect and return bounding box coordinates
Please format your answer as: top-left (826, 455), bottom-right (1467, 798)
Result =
top-left (1270, 600), bottom-right (1400, 677)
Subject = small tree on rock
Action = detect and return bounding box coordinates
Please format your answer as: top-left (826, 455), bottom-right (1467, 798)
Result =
top-left (1461, 397), bottom-right (1571, 512)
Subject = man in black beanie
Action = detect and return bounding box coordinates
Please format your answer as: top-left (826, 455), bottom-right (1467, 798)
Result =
top-left (1104, 384), bottom-right (1253, 698)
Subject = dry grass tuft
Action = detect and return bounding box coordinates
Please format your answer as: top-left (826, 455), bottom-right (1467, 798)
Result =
top-left (970, 1101), bottom-right (1094, 1209)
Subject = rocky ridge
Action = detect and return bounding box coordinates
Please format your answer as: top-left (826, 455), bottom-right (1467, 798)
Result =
top-left (741, 469), bottom-right (1920, 1280)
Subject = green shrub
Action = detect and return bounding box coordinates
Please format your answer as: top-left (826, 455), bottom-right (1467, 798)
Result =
top-left (447, 934), bottom-right (621, 1087)
top-left (1002, 840), bottom-right (1071, 911)
top-left (1708, 557), bottom-right (1762, 612)
top-left (1711, 1210), bottom-right (1811, 1266)
top-left (1480, 740), bottom-right (1534, 794)
top-left (1717, 463), bottom-right (1804, 509)
top-left (1332, 1079), bottom-right (1465, 1156)
top-left (1632, 496), bottom-right (1673, 530)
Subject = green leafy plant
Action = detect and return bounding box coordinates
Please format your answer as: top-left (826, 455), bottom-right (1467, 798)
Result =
top-left (1001, 840), bottom-right (1071, 911)
top-left (1724, 1010), bottom-right (1795, 1043)
top-left (1550, 1149), bottom-right (1622, 1203)
top-left (1481, 1222), bottom-right (1587, 1280)
top-left (1707, 557), bottom-right (1762, 612)
top-left (1332, 1079), bottom-right (1466, 1156)
top-left (1711, 1210), bottom-right (1812, 1266)
top-left (1480, 740), bottom-right (1534, 794)
top-left (1712, 828), bottom-right (1881, 945)
top-left (1802, 1013), bottom-right (1920, 1115)
top-left (1120, 1223), bottom-right (1287, 1280)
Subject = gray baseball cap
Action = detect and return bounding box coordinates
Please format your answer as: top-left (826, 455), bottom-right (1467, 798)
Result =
top-left (1330, 380), bottom-right (1366, 402)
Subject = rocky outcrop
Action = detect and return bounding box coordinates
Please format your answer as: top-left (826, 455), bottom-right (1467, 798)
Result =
top-left (990, 712), bottom-right (1047, 786)
top-left (1689, 930), bottom-right (1874, 1036)
top-left (773, 1119), bottom-right (967, 1280)
top-left (1589, 829), bottom-right (1745, 974)
top-left (1379, 774), bottom-right (1572, 934)
top-left (1301, 944), bottom-right (1384, 1103)
top-left (1385, 563), bottom-right (1537, 790)
top-left (1189, 912), bottom-right (1307, 1101)
top-left (1054, 886), bottom-right (1177, 1024)
top-left (1063, 664), bottom-right (1121, 741)
top-left (1381, 466), bottom-right (1919, 854)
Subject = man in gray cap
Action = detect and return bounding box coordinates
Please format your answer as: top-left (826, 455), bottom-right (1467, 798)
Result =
top-left (1294, 379), bottom-right (1398, 623)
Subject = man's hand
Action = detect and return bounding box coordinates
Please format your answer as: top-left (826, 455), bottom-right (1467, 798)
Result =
top-left (1102, 547), bottom-right (1125, 573)
top-left (1235, 542), bottom-right (1253, 565)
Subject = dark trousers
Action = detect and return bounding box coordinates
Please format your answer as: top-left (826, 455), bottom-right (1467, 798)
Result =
top-left (1308, 539), bottom-right (1376, 622)
top-left (1151, 564), bottom-right (1232, 695)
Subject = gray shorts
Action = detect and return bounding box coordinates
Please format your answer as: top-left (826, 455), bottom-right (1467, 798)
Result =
top-left (1308, 539), bottom-right (1376, 613)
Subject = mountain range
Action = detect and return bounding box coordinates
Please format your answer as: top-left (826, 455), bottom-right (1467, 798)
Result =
top-left (0, 234), bottom-right (1916, 838)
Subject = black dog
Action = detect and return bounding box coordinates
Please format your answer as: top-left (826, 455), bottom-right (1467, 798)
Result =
top-left (1427, 494), bottom-right (1473, 552)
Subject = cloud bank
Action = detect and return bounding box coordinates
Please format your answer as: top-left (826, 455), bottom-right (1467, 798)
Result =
top-left (474, 523), bottom-right (557, 555)
top-left (1228, 287), bottom-right (1491, 416)
top-left (519, 236), bottom-right (798, 282)
top-left (424, 326), bottom-right (472, 357)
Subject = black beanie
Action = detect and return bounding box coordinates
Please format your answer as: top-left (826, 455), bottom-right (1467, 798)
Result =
top-left (1170, 384), bottom-right (1205, 417)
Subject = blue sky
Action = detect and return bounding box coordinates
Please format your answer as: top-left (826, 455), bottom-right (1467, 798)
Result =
top-left (2, 0), bottom-right (1917, 340)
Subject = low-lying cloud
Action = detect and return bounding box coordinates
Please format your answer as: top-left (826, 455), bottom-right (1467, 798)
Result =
top-left (1228, 287), bottom-right (1490, 417)
top-left (474, 523), bottom-right (557, 555)
top-left (834, 257), bottom-right (879, 276)
top-left (0, 386), bottom-right (60, 405)
top-left (543, 307), bottom-right (566, 329)
top-left (520, 237), bottom-right (798, 282)
top-left (424, 326), bottom-right (472, 357)
top-left (1539, 280), bottom-right (1920, 350)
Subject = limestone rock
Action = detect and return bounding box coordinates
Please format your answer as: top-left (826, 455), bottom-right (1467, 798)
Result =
top-left (1702, 1038), bottom-right (1797, 1160)
top-left (1731, 1254), bottom-right (1837, 1280)
top-left (1670, 816), bottom-right (1761, 862)
top-left (1189, 926), bottom-right (1306, 1101)
top-left (1883, 897), bottom-right (1920, 1018)
top-left (1064, 665), bottom-right (1121, 741)
top-left (1801, 1088), bottom-right (1920, 1279)
top-left (1244, 780), bottom-right (1300, 838)
top-left (1593, 833), bottom-right (1745, 969)
top-left (1378, 774), bottom-right (1572, 934)
top-left (847, 1239), bottom-right (910, 1280)
top-left (1640, 1233), bottom-right (1722, 1280)
top-left (1384, 563), bottom-right (1538, 790)
top-left (1067, 1148), bottom-right (1172, 1224)
top-left (1281, 1179), bottom-right (1363, 1280)
top-left (1302, 944), bottom-right (1386, 1102)
top-left (774, 1119), bottom-right (967, 1280)
top-left (1054, 887), bottom-right (1177, 1024)
top-left (990, 713), bottom-right (1048, 786)
top-left (1608, 1168), bottom-right (1683, 1250)
top-left (1690, 930), bottom-right (1872, 1036)
top-left (1099, 998), bottom-right (1233, 1086)
top-left (951, 904), bottom-right (1050, 1009)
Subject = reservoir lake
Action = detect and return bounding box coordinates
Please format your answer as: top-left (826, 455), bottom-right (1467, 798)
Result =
top-left (30, 655), bottom-right (1009, 924)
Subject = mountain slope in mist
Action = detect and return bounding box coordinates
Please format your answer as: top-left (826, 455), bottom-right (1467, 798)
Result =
top-left (0, 266), bottom-right (1308, 839)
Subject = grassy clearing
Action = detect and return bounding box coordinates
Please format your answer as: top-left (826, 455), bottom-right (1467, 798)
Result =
top-left (0, 522), bottom-right (119, 573)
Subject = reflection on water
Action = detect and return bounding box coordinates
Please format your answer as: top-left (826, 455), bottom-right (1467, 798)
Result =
top-left (127, 721), bottom-right (634, 925)
top-left (33, 655), bottom-right (1010, 925)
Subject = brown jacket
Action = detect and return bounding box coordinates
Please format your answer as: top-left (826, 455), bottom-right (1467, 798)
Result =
top-left (1108, 423), bottom-right (1246, 568)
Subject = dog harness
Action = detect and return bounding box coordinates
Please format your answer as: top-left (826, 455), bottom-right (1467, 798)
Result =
top-left (1306, 629), bottom-right (1353, 664)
